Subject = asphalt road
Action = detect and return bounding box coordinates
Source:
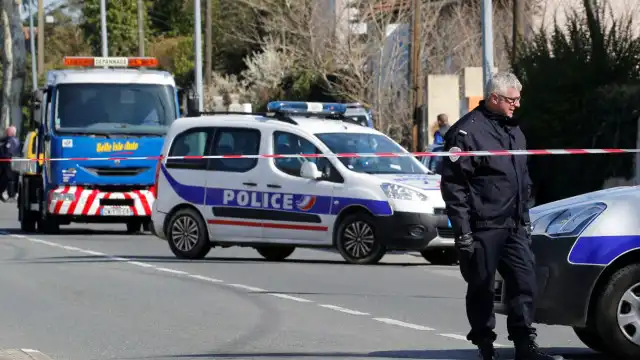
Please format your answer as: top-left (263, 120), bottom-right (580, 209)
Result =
top-left (0, 202), bottom-right (605, 360)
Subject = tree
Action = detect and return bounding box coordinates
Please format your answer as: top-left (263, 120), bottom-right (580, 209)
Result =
top-left (81, 0), bottom-right (152, 56)
top-left (0, 0), bottom-right (27, 135)
top-left (511, 0), bottom-right (640, 204)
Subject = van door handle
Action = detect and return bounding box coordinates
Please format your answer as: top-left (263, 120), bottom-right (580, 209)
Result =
top-left (243, 182), bottom-right (257, 187)
top-left (267, 184), bottom-right (281, 188)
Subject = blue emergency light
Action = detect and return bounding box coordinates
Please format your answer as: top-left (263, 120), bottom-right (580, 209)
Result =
top-left (267, 101), bottom-right (347, 115)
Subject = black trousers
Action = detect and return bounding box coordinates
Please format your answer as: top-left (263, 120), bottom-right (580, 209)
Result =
top-left (0, 162), bottom-right (17, 198)
top-left (458, 226), bottom-right (537, 345)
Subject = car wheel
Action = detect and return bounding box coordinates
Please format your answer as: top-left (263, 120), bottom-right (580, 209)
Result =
top-left (421, 248), bottom-right (458, 265)
top-left (167, 208), bottom-right (211, 259)
top-left (595, 264), bottom-right (640, 359)
top-left (255, 246), bottom-right (296, 261)
top-left (335, 212), bottom-right (386, 265)
top-left (573, 326), bottom-right (607, 353)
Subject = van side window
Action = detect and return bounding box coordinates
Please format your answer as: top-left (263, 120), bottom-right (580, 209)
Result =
top-left (273, 131), bottom-right (325, 177)
top-left (209, 128), bottom-right (261, 172)
top-left (166, 128), bottom-right (211, 170)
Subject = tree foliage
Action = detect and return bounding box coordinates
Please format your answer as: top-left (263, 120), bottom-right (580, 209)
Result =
top-left (511, 1), bottom-right (640, 205)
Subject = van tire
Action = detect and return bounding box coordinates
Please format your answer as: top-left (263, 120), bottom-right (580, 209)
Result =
top-left (167, 208), bottom-right (211, 259)
top-left (335, 212), bottom-right (386, 265)
top-left (255, 246), bottom-right (296, 261)
top-left (573, 326), bottom-right (607, 353)
top-left (594, 264), bottom-right (640, 359)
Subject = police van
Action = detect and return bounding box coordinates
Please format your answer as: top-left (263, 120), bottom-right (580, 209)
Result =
top-left (151, 102), bottom-right (456, 265)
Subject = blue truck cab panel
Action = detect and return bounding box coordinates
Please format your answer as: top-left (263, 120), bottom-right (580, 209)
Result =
top-left (23, 56), bottom-right (180, 233)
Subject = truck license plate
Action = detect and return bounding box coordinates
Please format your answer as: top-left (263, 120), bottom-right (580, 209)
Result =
top-left (101, 206), bottom-right (133, 216)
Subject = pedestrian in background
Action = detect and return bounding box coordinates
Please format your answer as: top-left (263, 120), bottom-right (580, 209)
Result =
top-left (433, 113), bottom-right (450, 144)
top-left (440, 72), bottom-right (561, 360)
top-left (0, 126), bottom-right (21, 201)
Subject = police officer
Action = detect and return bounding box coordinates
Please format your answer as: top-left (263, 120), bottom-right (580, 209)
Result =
top-left (440, 72), bottom-right (560, 360)
top-left (0, 126), bottom-right (20, 201)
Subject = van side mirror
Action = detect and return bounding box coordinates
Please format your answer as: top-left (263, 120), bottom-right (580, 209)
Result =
top-left (186, 92), bottom-right (199, 117)
top-left (300, 162), bottom-right (323, 180)
top-left (31, 88), bottom-right (45, 124)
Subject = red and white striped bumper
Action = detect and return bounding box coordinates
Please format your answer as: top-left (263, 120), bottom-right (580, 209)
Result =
top-left (48, 186), bottom-right (154, 216)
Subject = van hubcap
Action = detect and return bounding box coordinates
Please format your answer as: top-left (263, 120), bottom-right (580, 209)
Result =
top-left (171, 216), bottom-right (199, 252)
top-left (343, 221), bottom-right (375, 258)
top-left (617, 282), bottom-right (640, 346)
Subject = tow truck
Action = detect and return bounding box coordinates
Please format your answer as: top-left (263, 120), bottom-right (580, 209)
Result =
top-left (21, 56), bottom-right (180, 234)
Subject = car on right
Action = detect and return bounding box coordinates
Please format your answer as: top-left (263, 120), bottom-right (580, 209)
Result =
top-left (493, 185), bottom-right (640, 359)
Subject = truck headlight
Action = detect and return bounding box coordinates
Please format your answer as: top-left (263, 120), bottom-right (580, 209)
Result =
top-left (531, 202), bottom-right (606, 237)
top-left (380, 183), bottom-right (428, 201)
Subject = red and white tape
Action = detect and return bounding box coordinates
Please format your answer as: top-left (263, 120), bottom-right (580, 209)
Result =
top-left (5, 148), bottom-right (640, 162)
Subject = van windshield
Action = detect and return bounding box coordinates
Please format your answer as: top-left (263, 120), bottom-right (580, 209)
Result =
top-left (315, 132), bottom-right (430, 174)
top-left (53, 83), bottom-right (177, 136)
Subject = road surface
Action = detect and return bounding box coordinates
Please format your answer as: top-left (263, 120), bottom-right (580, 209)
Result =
top-left (0, 202), bottom-right (602, 360)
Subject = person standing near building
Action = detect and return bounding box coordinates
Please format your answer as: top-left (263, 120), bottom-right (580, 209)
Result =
top-left (440, 72), bottom-right (561, 360)
top-left (433, 113), bottom-right (450, 144)
top-left (0, 126), bottom-right (21, 201)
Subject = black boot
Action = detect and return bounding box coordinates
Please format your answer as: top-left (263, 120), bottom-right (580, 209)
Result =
top-left (477, 341), bottom-right (498, 360)
top-left (514, 337), bottom-right (563, 360)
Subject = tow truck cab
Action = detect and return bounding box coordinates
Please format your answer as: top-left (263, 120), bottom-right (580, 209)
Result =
top-left (22, 56), bottom-right (180, 234)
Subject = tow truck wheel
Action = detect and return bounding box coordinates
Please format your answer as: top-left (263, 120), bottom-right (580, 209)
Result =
top-left (595, 264), bottom-right (640, 359)
top-left (420, 248), bottom-right (458, 265)
top-left (20, 214), bottom-right (37, 233)
top-left (126, 221), bottom-right (142, 234)
top-left (335, 212), bottom-right (386, 265)
top-left (38, 218), bottom-right (59, 234)
top-left (167, 208), bottom-right (211, 260)
top-left (255, 246), bottom-right (296, 261)
top-left (573, 326), bottom-right (607, 353)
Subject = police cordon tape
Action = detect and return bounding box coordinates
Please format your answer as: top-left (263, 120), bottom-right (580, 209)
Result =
top-left (4, 148), bottom-right (640, 162)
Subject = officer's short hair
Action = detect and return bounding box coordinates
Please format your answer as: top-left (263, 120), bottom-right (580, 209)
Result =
top-left (486, 72), bottom-right (522, 96)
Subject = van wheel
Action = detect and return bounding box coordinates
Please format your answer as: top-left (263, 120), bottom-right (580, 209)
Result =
top-left (421, 249), bottom-right (458, 265)
top-left (573, 326), bottom-right (607, 353)
top-left (255, 246), bottom-right (296, 261)
top-left (38, 218), bottom-right (60, 234)
top-left (594, 264), bottom-right (640, 359)
top-left (335, 213), bottom-right (386, 265)
top-left (167, 208), bottom-right (211, 259)
top-left (21, 213), bottom-right (37, 233)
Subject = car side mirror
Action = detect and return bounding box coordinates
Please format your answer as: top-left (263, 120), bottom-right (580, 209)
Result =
top-left (300, 161), bottom-right (322, 180)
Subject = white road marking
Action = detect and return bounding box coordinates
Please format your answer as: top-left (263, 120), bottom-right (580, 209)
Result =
top-left (127, 261), bottom-right (154, 268)
top-left (372, 317), bottom-right (435, 331)
top-left (4, 233), bottom-right (496, 346)
top-left (188, 274), bottom-right (223, 283)
top-left (227, 283), bottom-right (266, 292)
top-left (268, 293), bottom-right (313, 302)
top-left (319, 304), bottom-right (369, 315)
top-left (155, 267), bottom-right (188, 275)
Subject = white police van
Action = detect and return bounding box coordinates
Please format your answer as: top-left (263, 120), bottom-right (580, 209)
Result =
top-left (151, 102), bottom-right (456, 265)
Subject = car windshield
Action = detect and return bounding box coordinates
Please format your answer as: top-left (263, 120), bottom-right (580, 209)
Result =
top-left (53, 83), bottom-right (177, 136)
top-left (315, 132), bottom-right (430, 174)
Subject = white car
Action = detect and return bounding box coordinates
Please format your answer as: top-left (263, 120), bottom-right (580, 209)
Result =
top-left (151, 102), bottom-right (456, 265)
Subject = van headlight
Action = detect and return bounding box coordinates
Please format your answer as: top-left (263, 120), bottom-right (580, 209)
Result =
top-left (380, 183), bottom-right (428, 201)
top-left (531, 202), bottom-right (606, 237)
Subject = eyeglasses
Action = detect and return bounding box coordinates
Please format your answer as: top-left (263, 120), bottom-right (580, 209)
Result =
top-left (497, 94), bottom-right (521, 105)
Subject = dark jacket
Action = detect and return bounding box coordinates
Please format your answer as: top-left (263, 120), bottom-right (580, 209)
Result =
top-left (440, 101), bottom-right (532, 237)
top-left (0, 136), bottom-right (21, 159)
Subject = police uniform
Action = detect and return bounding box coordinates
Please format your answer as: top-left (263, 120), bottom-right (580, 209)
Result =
top-left (0, 135), bottom-right (20, 199)
top-left (440, 101), bottom-right (558, 360)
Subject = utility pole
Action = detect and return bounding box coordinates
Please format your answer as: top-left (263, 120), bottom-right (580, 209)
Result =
top-left (28, 0), bottom-right (38, 90)
top-left (410, 0), bottom-right (423, 152)
top-left (37, 0), bottom-right (44, 76)
top-left (137, 0), bottom-right (145, 56)
top-left (100, 0), bottom-right (108, 57)
top-left (481, 0), bottom-right (494, 97)
top-left (512, 0), bottom-right (525, 64)
top-left (204, 0), bottom-right (212, 86)
top-left (194, 0), bottom-right (204, 112)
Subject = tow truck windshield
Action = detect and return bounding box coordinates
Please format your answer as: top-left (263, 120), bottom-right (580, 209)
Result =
top-left (53, 83), bottom-right (177, 136)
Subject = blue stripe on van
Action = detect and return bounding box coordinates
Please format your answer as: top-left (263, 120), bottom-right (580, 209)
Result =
top-left (568, 235), bottom-right (640, 265)
top-left (161, 166), bottom-right (393, 216)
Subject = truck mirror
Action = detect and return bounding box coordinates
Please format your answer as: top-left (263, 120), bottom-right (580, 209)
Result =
top-left (186, 95), bottom-right (199, 117)
top-left (31, 88), bottom-right (45, 124)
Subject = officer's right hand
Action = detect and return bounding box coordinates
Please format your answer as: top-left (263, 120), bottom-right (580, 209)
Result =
top-left (454, 233), bottom-right (474, 254)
